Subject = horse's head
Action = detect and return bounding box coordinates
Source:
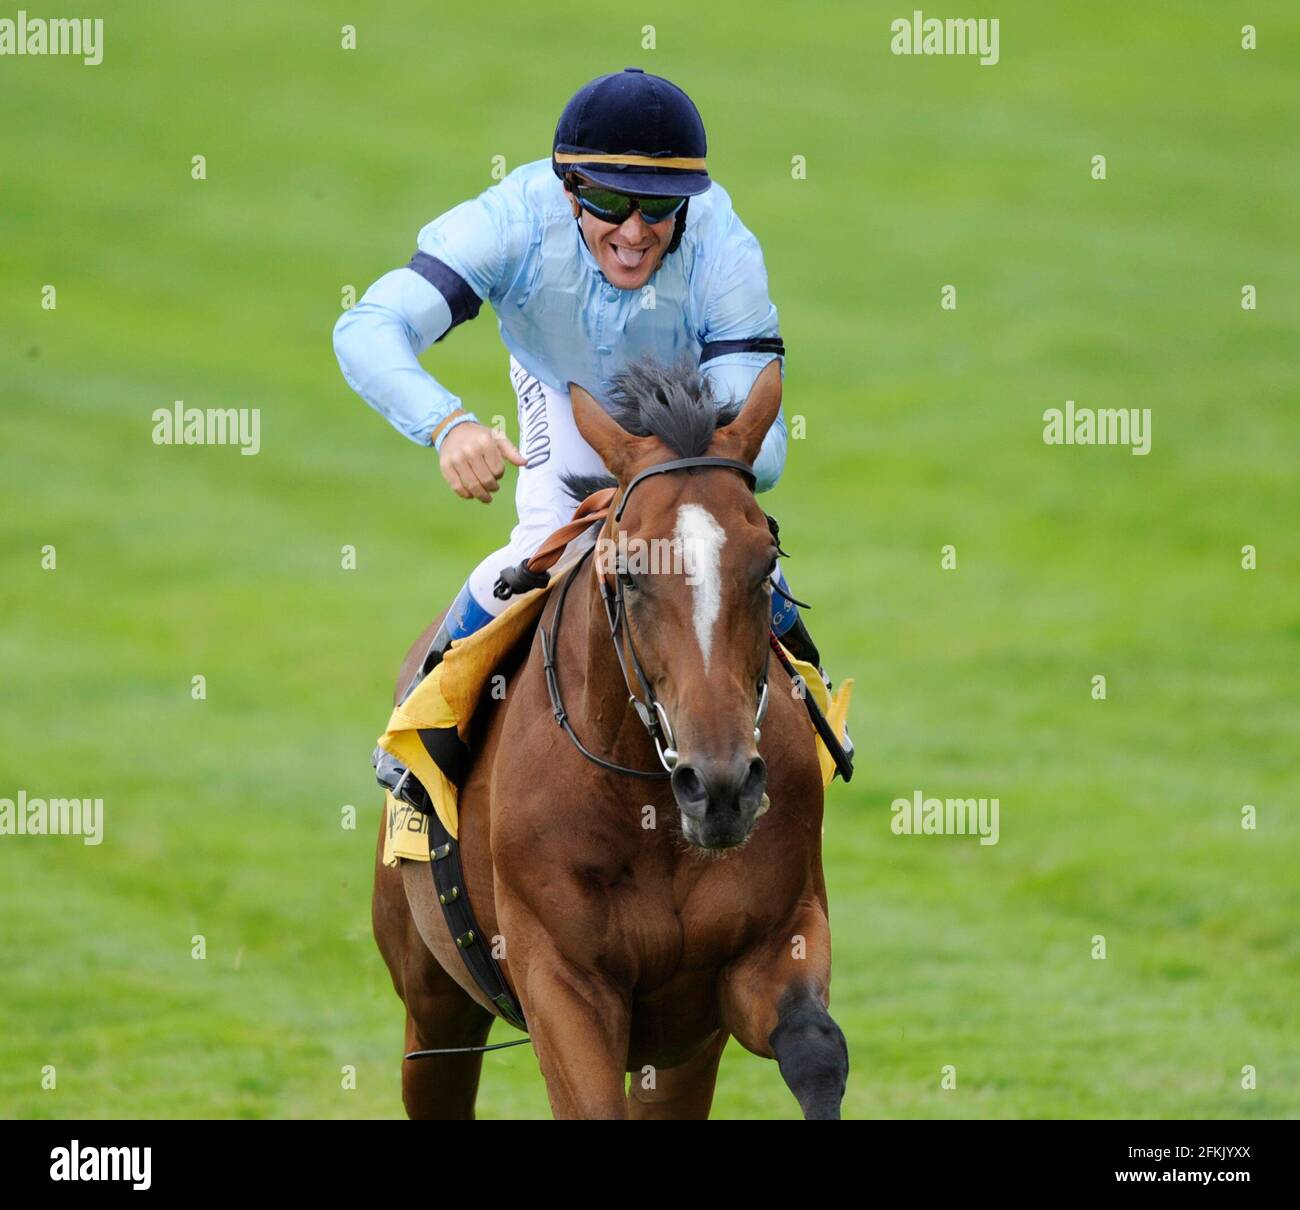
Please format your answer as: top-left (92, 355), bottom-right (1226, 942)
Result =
top-left (570, 359), bottom-right (783, 850)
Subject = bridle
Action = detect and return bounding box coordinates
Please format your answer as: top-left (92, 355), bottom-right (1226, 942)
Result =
top-left (539, 456), bottom-right (771, 779)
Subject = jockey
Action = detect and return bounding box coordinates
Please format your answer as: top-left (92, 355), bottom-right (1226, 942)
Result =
top-left (335, 68), bottom-right (839, 768)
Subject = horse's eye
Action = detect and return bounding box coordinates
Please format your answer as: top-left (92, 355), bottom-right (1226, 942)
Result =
top-left (619, 570), bottom-right (636, 591)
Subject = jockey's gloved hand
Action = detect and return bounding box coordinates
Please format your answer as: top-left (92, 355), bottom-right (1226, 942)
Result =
top-left (438, 421), bottom-right (527, 504)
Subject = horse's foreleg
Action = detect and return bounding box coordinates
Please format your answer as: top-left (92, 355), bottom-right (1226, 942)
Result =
top-left (768, 987), bottom-right (848, 1119)
top-left (626, 1029), bottom-right (728, 1120)
top-left (719, 906), bottom-right (848, 1120)
top-left (518, 949), bottom-right (631, 1119)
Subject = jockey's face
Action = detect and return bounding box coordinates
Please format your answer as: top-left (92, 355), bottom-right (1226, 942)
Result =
top-left (568, 187), bottom-right (675, 291)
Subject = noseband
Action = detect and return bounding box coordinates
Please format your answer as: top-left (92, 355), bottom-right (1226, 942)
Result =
top-left (538, 456), bottom-right (771, 779)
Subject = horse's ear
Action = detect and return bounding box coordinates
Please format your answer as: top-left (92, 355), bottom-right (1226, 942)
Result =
top-left (570, 382), bottom-right (636, 481)
top-left (712, 359), bottom-right (783, 467)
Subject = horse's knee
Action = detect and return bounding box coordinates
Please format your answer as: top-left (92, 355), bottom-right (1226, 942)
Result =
top-left (768, 990), bottom-right (848, 1120)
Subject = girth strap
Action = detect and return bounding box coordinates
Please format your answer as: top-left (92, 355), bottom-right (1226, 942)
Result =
top-left (393, 773), bottom-right (527, 1031)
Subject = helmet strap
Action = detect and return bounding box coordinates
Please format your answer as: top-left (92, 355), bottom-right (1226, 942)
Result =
top-left (666, 199), bottom-right (690, 255)
top-left (564, 173), bottom-right (595, 255)
top-left (572, 210), bottom-right (593, 254)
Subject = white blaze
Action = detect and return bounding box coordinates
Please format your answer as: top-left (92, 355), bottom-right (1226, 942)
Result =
top-left (675, 503), bottom-right (727, 670)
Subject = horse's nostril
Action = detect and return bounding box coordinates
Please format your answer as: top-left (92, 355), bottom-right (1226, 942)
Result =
top-left (671, 764), bottom-right (708, 819)
top-left (741, 756), bottom-right (768, 809)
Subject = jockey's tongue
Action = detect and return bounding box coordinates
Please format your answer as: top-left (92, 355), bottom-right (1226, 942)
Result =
top-left (613, 244), bottom-right (647, 268)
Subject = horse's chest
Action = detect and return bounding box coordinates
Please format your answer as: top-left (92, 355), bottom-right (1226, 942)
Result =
top-left (583, 851), bottom-right (789, 986)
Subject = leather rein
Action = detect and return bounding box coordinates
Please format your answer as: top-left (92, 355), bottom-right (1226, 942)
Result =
top-left (535, 456), bottom-right (773, 780)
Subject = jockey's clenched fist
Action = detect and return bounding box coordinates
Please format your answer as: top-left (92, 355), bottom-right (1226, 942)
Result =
top-left (438, 421), bottom-right (527, 503)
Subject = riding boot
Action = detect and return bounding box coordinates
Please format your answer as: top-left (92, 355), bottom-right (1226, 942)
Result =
top-left (779, 612), bottom-right (821, 671)
top-left (771, 568), bottom-right (826, 673)
top-left (771, 577), bottom-right (855, 771)
top-left (373, 581), bottom-right (495, 797)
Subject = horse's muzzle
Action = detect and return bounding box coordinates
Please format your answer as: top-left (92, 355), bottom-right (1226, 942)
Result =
top-left (671, 754), bottom-right (768, 849)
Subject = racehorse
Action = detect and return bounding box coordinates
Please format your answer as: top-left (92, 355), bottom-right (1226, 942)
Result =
top-left (371, 359), bottom-right (848, 1119)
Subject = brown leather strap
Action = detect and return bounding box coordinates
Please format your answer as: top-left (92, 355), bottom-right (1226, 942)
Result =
top-left (523, 488), bottom-right (616, 575)
top-left (429, 408), bottom-right (468, 446)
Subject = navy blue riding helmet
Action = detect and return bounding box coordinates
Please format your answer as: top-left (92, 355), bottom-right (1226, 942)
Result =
top-left (552, 67), bottom-right (710, 254)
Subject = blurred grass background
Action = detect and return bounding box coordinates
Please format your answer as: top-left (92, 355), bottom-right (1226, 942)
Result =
top-left (1, 0), bottom-right (1297, 1118)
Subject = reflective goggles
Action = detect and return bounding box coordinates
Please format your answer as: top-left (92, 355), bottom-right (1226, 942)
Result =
top-left (568, 177), bottom-right (687, 225)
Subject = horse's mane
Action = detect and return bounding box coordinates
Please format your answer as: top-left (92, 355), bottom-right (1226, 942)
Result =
top-left (561, 357), bottom-right (742, 502)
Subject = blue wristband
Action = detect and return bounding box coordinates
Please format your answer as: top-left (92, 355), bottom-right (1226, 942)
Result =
top-left (432, 411), bottom-right (480, 452)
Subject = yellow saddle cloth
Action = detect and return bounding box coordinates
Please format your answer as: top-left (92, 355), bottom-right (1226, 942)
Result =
top-left (378, 573), bottom-right (558, 866)
top-left (378, 565), bottom-right (852, 867)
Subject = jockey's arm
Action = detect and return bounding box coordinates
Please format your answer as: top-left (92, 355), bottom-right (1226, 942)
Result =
top-left (332, 263), bottom-right (472, 447)
top-left (698, 211), bottom-right (787, 493)
top-left (333, 187), bottom-right (528, 500)
top-left (704, 357), bottom-right (787, 492)
top-left (333, 186), bottom-right (525, 449)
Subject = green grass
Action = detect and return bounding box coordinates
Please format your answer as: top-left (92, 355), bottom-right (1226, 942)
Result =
top-left (1, 0), bottom-right (1297, 1118)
